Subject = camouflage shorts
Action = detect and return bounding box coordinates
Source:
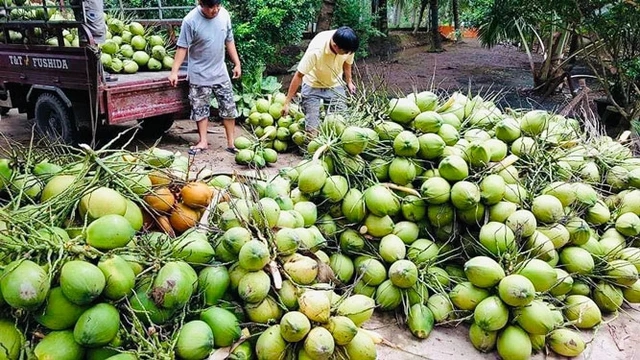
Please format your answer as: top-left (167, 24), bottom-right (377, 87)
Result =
top-left (188, 81), bottom-right (238, 121)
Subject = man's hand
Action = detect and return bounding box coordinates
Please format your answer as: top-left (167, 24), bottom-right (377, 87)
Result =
top-left (281, 102), bottom-right (290, 117)
top-left (232, 65), bottom-right (241, 79)
top-left (347, 81), bottom-right (356, 94)
top-left (168, 72), bottom-right (179, 87)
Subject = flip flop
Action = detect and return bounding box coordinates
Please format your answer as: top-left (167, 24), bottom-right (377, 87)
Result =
top-left (188, 147), bottom-right (207, 155)
top-left (226, 147), bottom-right (238, 154)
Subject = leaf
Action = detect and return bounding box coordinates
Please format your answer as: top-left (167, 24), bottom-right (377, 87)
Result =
top-left (242, 108), bottom-right (251, 118)
top-left (261, 76), bottom-right (282, 93)
top-left (210, 98), bottom-right (219, 108)
top-left (242, 94), bottom-right (254, 104)
top-left (233, 94), bottom-right (242, 103)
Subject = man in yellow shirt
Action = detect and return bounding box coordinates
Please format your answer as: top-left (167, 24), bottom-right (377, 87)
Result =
top-left (282, 26), bottom-right (359, 135)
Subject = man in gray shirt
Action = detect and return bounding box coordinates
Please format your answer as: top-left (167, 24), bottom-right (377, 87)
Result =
top-left (168, 0), bottom-right (241, 155)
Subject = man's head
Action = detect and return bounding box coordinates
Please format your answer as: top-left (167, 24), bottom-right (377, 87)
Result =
top-left (331, 26), bottom-right (359, 54)
top-left (199, 0), bottom-right (222, 18)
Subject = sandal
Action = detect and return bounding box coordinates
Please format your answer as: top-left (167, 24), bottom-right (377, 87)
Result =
top-left (188, 147), bottom-right (207, 155)
top-left (226, 147), bottom-right (238, 154)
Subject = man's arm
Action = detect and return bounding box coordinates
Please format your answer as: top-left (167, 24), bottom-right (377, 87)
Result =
top-left (343, 62), bottom-right (355, 94)
top-left (282, 71), bottom-right (304, 116)
top-left (226, 40), bottom-right (241, 79)
top-left (168, 47), bottom-right (187, 87)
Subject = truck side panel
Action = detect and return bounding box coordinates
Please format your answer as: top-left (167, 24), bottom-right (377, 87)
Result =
top-left (100, 71), bottom-right (190, 124)
top-left (0, 44), bottom-right (95, 91)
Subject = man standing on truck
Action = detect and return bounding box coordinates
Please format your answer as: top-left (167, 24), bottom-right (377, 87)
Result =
top-left (281, 26), bottom-right (359, 137)
top-left (168, 0), bottom-right (241, 155)
top-left (67, 0), bottom-right (106, 44)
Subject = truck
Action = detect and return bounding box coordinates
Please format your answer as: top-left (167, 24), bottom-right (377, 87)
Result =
top-left (0, 1), bottom-right (190, 145)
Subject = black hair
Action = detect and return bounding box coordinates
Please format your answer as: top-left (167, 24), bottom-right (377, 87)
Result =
top-left (332, 26), bottom-right (359, 54)
top-left (200, 0), bottom-right (222, 7)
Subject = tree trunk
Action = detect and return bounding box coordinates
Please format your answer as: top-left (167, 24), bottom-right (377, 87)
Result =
top-left (316, 0), bottom-right (336, 32)
top-left (452, 0), bottom-right (460, 39)
top-left (413, 0), bottom-right (428, 34)
top-left (393, 1), bottom-right (402, 27)
top-left (430, 0), bottom-right (441, 51)
top-left (377, 0), bottom-right (388, 35)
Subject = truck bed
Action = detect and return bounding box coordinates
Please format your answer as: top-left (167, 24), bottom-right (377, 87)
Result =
top-left (104, 69), bottom-right (183, 88)
top-left (100, 68), bottom-right (190, 125)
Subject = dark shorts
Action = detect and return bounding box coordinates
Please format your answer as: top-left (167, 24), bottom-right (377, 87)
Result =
top-left (188, 82), bottom-right (238, 121)
top-left (301, 83), bottom-right (347, 131)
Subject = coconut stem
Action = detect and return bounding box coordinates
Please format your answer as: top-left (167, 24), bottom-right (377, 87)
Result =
top-left (268, 260), bottom-right (283, 290)
top-left (312, 143), bottom-right (330, 160)
top-left (488, 154), bottom-right (519, 173)
top-left (382, 182), bottom-right (421, 197)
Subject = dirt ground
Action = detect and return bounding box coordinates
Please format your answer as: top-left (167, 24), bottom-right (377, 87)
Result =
top-left (1, 37), bottom-right (638, 360)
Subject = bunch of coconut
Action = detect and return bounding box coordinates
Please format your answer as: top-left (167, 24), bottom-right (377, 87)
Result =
top-left (255, 290), bottom-right (378, 360)
top-left (101, 18), bottom-right (174, 74)
top-left (205, 173), bottom-right (384, 358)
top-left (238, 92), bottom-right (307, 159)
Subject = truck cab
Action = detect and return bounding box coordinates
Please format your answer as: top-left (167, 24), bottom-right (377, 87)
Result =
top-left (0, 1), bottom-right (190, 145)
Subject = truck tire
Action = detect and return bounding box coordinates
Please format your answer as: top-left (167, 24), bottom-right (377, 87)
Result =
top-left (35, 93), bottom-right (75, 145)
top-left (137, 115), bottom-right (175, 138)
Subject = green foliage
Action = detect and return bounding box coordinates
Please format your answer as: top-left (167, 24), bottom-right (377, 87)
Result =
top-left (226, 0), bottom-right (319, 75)
top-left (211, 65), bottom-right (282, 118)
top-left (332, 0), bottom-right (383, 58)
top-left (459, 0), bottom-right (493, 28)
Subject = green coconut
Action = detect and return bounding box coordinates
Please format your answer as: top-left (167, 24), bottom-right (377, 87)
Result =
top-left (438, 155), bottom-right (469, 181)
top-left (255, 325), bottom-right (287, 360)
top-left (364, 184), bottom-right (400, 216)
top-left (418, 133), bottom-right (446, 159)
top-left (420, 176), bottom-right (451, 204)
top-left (564, 295), bottom-right (602, 329)
top-left (35, 287), bottom-right (88, 330)
top-left (1, 259), bottom-right (50, 310)
top-left (98, 255), bottom-right (135, 300)
top-left (341, 126), bottom-right (369, 155)
top-left (497, 274), bottom-right (535, 307)
top-left (474, 296), bottom-right (509, 331)
top-left (517, 258), bottom-right (557, 292)
top-left (174, 321), bottom-right (215, 360)
top-left (548, 328), bottom-right (586, 357)
top-left (497, 326), bottom-right (532, 360)
top-left (280, 311), bottom-right (311, 342)
top-left (469, 322), bottom-right (497, 353)
top-left (449, 282), bottom-right (491, 311)
top-left (506, 210), bottom-right (537, 237)
top-left (513, 300), bottom-right (556, 335)
top-left (393, 130), bottom-right (420, 157)
top-left (200, 306), bottom-right (241, 347)
top-left (388, 97), bottom-right (420, 124)
top-left (479, 222), bottom-right (516, 256)
top-left (560, 247), bottom-right (595, 275)
top-left (388, 157), bottom-right (417, 185)
top-left (299, 290), bottom-right (331, 323)
top-left (375, 279), bottom-right (403, 311)
top-left (593, 281), bottom-right (624, 313)
top-left (531, 194), bottom-right (564, 223)
top-left (450, 181), bottom-right (481, 210)
top-left (238, 240), bottom-right (270, 271)
top-left (464, 256), bottom-right (505, 288)
top-left (73, 303), bottom-right (120, 347)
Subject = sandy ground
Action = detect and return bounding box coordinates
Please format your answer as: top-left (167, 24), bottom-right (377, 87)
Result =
top-left (1, 38), bottom-right (638, 360)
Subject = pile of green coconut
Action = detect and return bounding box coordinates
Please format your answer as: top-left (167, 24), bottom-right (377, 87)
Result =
top-left (1, 85), bottom-right (640, 360)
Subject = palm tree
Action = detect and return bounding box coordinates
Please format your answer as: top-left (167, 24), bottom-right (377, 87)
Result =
top-left (429, 0), bottom-right (442, 51)
top-left (452, 0), bottom-right (459, 39)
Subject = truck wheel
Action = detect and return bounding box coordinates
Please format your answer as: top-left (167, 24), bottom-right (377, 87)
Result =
top-left (138, 115), bottom-right (175, 138)
top-left (35, 93), bottom-right (75, 145)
